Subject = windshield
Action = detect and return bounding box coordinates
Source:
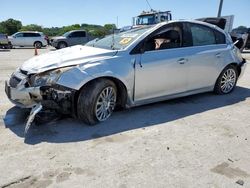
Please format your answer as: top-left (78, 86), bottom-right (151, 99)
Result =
top-left (137, 15), bottom-right (155, 25)
top-left (62, 31), bottom-right (70, 37)
top-left (85, 27), bottom-right (151, 50)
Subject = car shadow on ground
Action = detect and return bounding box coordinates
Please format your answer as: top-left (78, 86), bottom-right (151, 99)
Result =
top-left (3, 86), bottom-right (250, 145)
top-left (0, 49), bottom-right (11, 52)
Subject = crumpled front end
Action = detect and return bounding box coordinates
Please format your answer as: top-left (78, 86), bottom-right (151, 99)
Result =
top-left (5, 69), bottom-right (41, 108)
top-left (5, 68), bottom-right (76, 115)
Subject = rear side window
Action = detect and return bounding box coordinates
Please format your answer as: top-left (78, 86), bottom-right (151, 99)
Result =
top-left (190, 24), bottom-right (216, 46)
top-left (77, 31), bottom-right (86, 37)
top-left (214, 30), bottom-right (226, 44)
top-left (23, 33), bottom-right (41, 37)
top-left (70, 31), bottom-right (86, 38)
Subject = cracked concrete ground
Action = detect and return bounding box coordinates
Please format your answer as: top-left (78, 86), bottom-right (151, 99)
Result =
top-left (0, 47), bottom-right (250, 188)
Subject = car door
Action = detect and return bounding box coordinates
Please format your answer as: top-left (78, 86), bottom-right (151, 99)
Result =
top-left (134, 23), bottom-right (189, 101)
top-left (77, 31), bottom-right (88, 44)
top-left (13, 33), bottom-right (25, 46)
top-left (67, 32), bottom-right (77, 46)
top-left (23, 33), bottom-right (34, 46)
top-left (184, 23), bottom-right (227, 91)
top-left (68, 31), bottom-right (85, 46)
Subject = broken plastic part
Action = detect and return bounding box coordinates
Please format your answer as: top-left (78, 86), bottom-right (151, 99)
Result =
top-left (24, 103), bottom-right (43, 135)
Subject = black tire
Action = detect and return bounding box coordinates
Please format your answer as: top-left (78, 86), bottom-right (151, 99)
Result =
top-left (77, 79), bottom-right (117, 125)
top-left (214, 65), bottom-right (238, 95)
top-left (34, 41), bottom-right (42, 49)
top-left (7, 42), bottom-right (12, 49)
top-left (57, 42), bottom-right (67, 49)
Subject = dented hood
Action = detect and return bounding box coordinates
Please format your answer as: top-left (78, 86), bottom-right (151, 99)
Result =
top-left (21, 45), bottom-right (117, 74)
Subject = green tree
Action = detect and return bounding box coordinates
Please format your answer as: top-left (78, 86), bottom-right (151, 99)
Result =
top-left (104, 24), bottom-right (117, 31)
top-left (232, 26), bottom-right (248, 34)
top-left (0, 18), bottom-right (22, 35)
top-left (20, 24), bottom-right (43, 32)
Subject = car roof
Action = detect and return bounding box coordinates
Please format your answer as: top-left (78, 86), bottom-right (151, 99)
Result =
top-left (156, 20), bottom-right (225, 33)
top-left (17, 31), bottom-right (44, 34)
top-left (69, 30), bottom-right (86, 32)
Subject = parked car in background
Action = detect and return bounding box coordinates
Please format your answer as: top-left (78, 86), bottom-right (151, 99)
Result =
top-left (50, 30), bottom-right (92, 49)
top-left (0, 33), bottom-right (10, 49)
top-left (8, 31), bottom-right (48, 48)
top-left (5, 21), bottom-right (247, 126)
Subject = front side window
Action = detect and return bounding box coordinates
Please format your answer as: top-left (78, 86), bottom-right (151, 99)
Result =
top-left (190, 24), bottom-right (216, 46)
top-left (72, 31), bottom-right (86, 37)
top-left (15, 33), bottom-right (23, 37)
top-left (144, 23), bottom-right (182, 52)
top-left (69, 32), bottom-right (79, 38)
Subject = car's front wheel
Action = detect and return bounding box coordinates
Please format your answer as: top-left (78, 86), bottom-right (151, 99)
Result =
top-left (214, 65), bottom-right (238, 94)
top-left (57, 42), bottom-right (67, 49)
top-left (77, 79), bottom-right (117, 125)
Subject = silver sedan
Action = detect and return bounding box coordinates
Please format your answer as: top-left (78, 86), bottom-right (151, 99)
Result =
top-left (5, 20), bottom-right (247, 126)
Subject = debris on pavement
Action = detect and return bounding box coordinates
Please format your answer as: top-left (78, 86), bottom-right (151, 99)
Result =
top-left (236, 179), bottom-right (244, 186)
top-left (24, 103), bottom-right (42, 135)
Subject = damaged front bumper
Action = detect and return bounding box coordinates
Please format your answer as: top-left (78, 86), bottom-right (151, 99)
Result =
top-left (5, 80), bottom-right (42, 108)
top-left (5, 72), bottom-right (77, 135)
top-left (5, 72), bottom-right (76, 115)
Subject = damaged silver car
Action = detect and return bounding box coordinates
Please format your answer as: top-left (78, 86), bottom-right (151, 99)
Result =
top-left (5, 20), bottom-right (247, 128)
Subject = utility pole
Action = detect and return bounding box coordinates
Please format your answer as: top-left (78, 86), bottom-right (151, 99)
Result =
top-left (217, 0), bottom-right (224, 17)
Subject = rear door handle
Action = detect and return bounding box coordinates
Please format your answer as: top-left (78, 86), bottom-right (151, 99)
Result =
top-left (177, 58), bottom-right (187, 64)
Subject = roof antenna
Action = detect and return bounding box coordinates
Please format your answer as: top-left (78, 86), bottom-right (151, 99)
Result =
top-left (145, 0), bottom-right (153, 10)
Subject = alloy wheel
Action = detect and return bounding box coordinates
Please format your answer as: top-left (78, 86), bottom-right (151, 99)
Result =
top-left (95, 86), bottom-right (116, 121)
top-left (220, 68), bottom-right (237, 93)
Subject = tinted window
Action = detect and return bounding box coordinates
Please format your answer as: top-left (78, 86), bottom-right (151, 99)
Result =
top-left (144, 23), bottom-right (182, 52)
top-left (76, 31), bottom-right (86, 37)
top-left (15, 33), bottom-right (24, 37)
top-left (190, 24), bottom-right (216, 46)
top-left (214, 30), bottom-right (226, 44)
top-left (70, 31), bottom-right (86, 38)
top-left (23, 33), bottom-right (41, 37)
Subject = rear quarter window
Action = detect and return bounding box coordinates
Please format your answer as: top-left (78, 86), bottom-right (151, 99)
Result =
top-left (214, 30), bottom-right (226, 44)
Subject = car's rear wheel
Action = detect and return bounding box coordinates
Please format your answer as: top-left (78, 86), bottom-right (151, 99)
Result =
top-left (57, 42), bottom-right (67, 49)
top-left (77, 79), bottom-right (117, 125)
top-left (214, 65), bottom-right (238, 94)
top-left (34, 41), bottom-right (42, 49)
